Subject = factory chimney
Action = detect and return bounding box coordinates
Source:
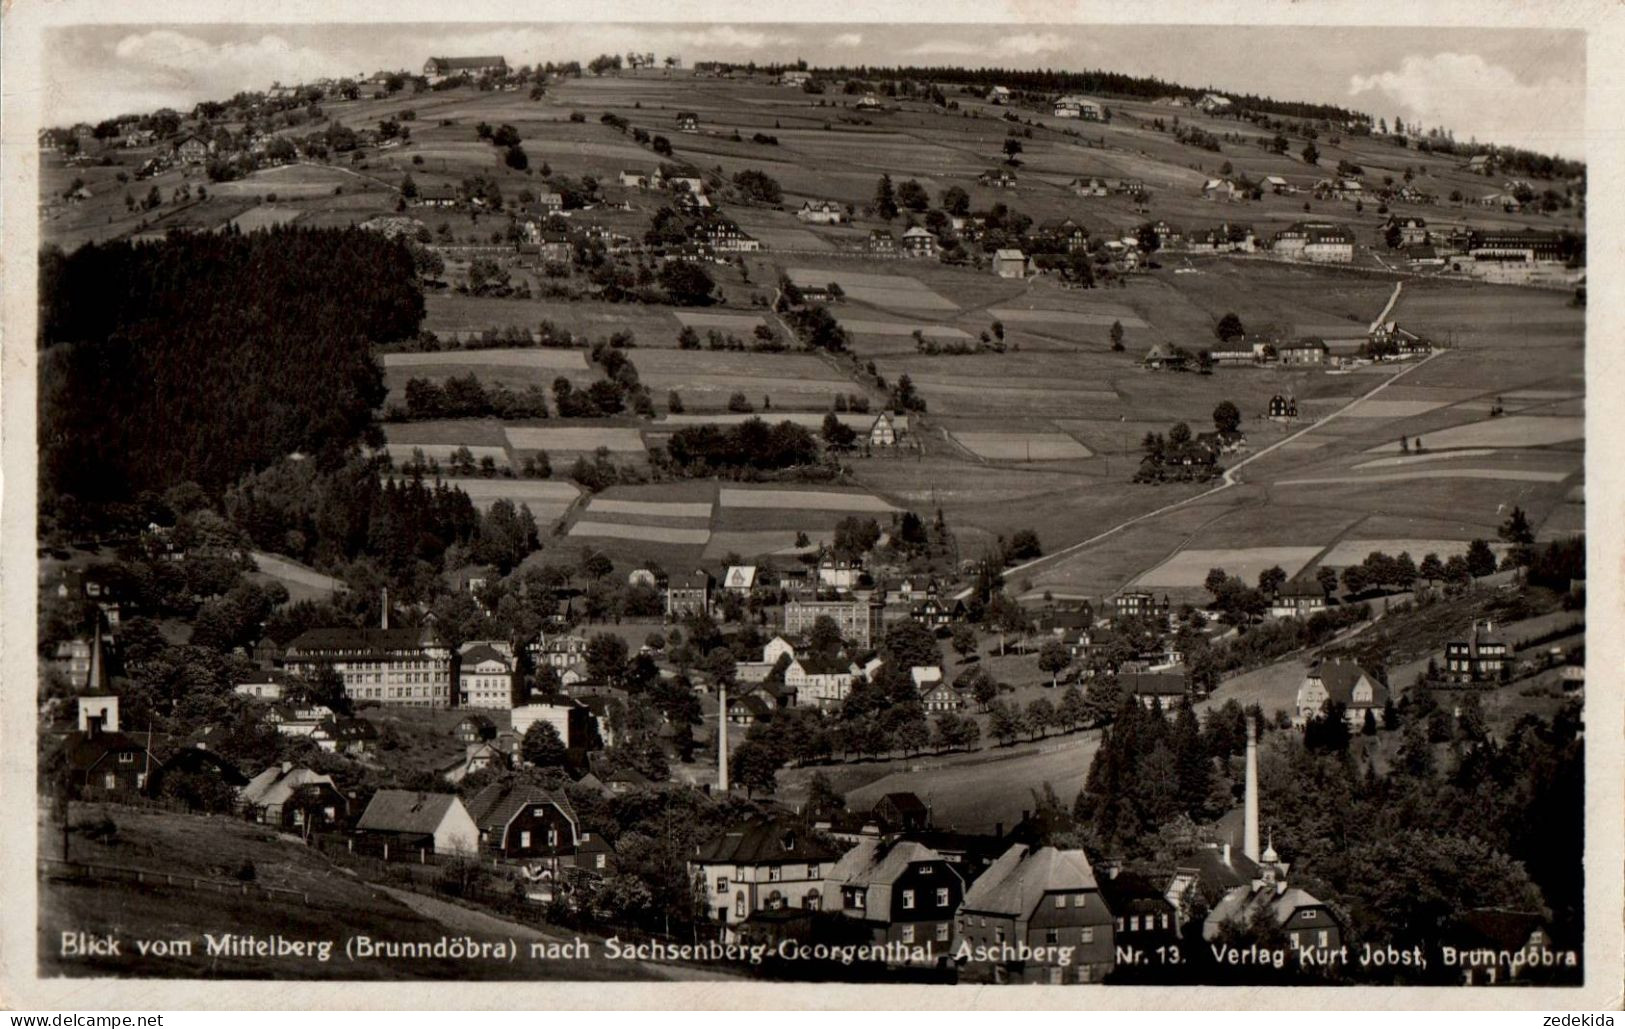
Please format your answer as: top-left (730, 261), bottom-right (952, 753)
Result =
top-left (1244, 714), bottom-right (1260, 863)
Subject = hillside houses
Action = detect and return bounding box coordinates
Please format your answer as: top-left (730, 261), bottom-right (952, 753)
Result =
top-left (957, 845), bottom-right (1115, 983)
top-left (355, 789), bottom-right (479, 856)
top-left (993, 249), bottom-right (1030, 279)
top-left (692, 817), bottom-right (840, 942)
top-left (1069, 177), bottom-right (1110, 198)
top-left (1445, 619), bottom-right (1510, 682)
top-left (900, 226), bottom-right (937, 258)
top-left (823, 838), bottom-right (965, 962)
top-left (423, 56), bottom-right (508, 82)
top-left (978, 168), bottom-right (1018, 189)
top-left (1294, 658), bottom-right (1388, 727)
top-left (1272, 221), bottom-right (1354, 263)
top-left (1053, 95), bottom-right (1104, 120)
top-left (796, 200), bottom-right (847, 225)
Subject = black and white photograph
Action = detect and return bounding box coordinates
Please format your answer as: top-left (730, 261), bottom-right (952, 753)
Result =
top-left (3, 2), bottom-right (1618, 1009)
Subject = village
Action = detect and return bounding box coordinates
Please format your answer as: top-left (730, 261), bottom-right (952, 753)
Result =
top-left (36, 46), bottom-right (1585, 986)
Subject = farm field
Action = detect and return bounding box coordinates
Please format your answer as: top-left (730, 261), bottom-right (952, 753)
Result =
top-left (1133, 546), bottom-right (1324, 589)
top-left (1362, 415), bottom-right (1583, 451)
top-left (503, 426), bottom-right (646, 452)
top-left (381, 349), bottom-right (589, 372)
top-left (249, 550), bottom-right (343, 604)
top-left (424, 477), bottom-right (580, 520)
top-left (1318, 538), bottom-right (1508, 567)
top-left (952, 431), bottom-right (1093, 461)
top-left (653, 411), bottom-right (874, 430)
top-left (717, 487), bottom-right (896, 512)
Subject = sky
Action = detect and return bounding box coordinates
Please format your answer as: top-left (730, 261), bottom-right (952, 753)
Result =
top-left (43, 23), bottom-right (1587, 159)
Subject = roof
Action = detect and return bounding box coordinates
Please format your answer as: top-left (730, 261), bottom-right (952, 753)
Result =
top-left (1122, 670), bottom-right (1188, 697)
top-left (1178, 843), bottom-right (1263, 896)
top-left (356, 790), bottom-right (463, 835)
top-left (1277, 576), bottom-right (1324, 599)
top-left (910, 666), bottom-right (943, 687)
top-left (723, 566), bottom-right (757, 589)
top-left (693, 817), bottom-right (840, 864)
top-left (824, 838), bottom-right (943, 889)
top-left (1308, 659), bottom-right (1387, 708)
top-left (465, 782), bottom-right (577, 837)
top-left (994, 248), bottom-right (1026, 260)
top-left (962, 844), bottom-right (1098, 916)
top-left (1097, 869), bottom-right (1173, 912)
top-left (62, 731), bottom-right (154, 772)
top-left (240, 765), bottom-right (338, 809)
top-left (1207, 881), bottom-right (1332, 933)
top-left (878, 792), bottom-right (929, 818)
top-left (287, 627), bottom-right (434, 654)
top-left (730, 695), bottom-right (771, 717)
top-left (460, 643), bottom-right (510, 668)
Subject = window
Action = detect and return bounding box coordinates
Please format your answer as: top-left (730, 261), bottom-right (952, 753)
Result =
top-left (902, 890), bottom-right (915, 909)
top-left (1161, 913), bottom-right (1170, 929)
top-left (547, 829), bottom-right (558, 847)
top-left (118, 752), bottom-right (135, 764)
top-left (1318, 930), bottom-right (1329, 948)
top-left (595, 854), bottom-right (607, 870)
top-left (716, 877), bottom-right (729, 894)
top-left (768, 866), bottom-right (782, 883)
top-left (807, 864), bottom-right (820, 879)
top-left (1055, 895), bottom-right (1067, 909)
top-left (900, 925), bottom-right (915, 944)
top-left (1045, 929), bottom-right (1058, 945)
top-left (734, 896), bottom-right (745, 919)
top-left (103, 774), bottom-right (116, 789)
top-left (936, 888), bottom-right (950, 907)
top-left (935, 923), bottom-right (950, 943)
top-left (994, 927), bottom-right (1005, 944)
top-left (1081, 927), bottom-right (1094, 944)
top-left (519, 831), bottom-right (531, 848)
top-left (1130, 916), bottom-right (1140, 932)
top-left (1116, 918), bottom-right (1125, 931)
top-left (1302, 910), bottom-right (1316, 920)
top-left (1073, 894), bottom-right (1086, 907)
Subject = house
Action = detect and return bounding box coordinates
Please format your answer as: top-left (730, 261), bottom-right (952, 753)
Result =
top-left (823, 838), bottom-right (965, 962)
top-left (323, 717), bottom-right (380, 756)
top-left (618, 169), bottom-right (650, 189)
top-left (283, 626), bottom-right (451, 708)
top-left (854, 94), bottom-right (883, 111)
top-left (676, 111), bottom-right (699, 132)
top-left (783, 652), bottom-right (858, 707)
top-left (796, 200), bottom-right (846, 225)
top-left (1113, 591), bottom-right (1170, 622)
top-left (1202, 846), bottom-right (1344, 958)
top-left (174, 135), bottom-right (209, 164)
top-left (458, 643), bottom-right (518, 709)
top-left (978, 168), bottom-right (1017, 189)
top-left (465, 781), bottom-right (579, 865)
top-left (696, 217), bottom-right (760, 253)
top-left (1384, 215), bottom-right (1429, 246)
top-left (423, 56), bottom-right (508, 81)
top-left (1443, 909), bottom-right (1560, 985)
top-left (511, 695), bottom-right (599, 750)
top-left (1148, 220), bottom-right (1183, 247)
top-left (1121, 670), bottom-right (1190, 710)
top-left (1403, 244), bottom-right (1445, 268)
top-left (910, 666), bottom-right (944, 693)
top-left (868, 410), bottom-right (900, 447)
top-left (780, 70), bottom-right (812, 88)
top-left (1278, 338), bottom-right (1327, 365)
top-left (1097, 868), bottom-right (1179, 949)
top-left (987, 85), bottom-right (1012, 105)
top-left (1209, 340), bottom-right (1266, 366)
top-left (1270, 576), bottom-right (1327, 619)
top-left (900, 226), bottom-right (937, 258)
top-left (1468, 230), bottom-right (1564, 264)
top-left (956, 844), bottom-right (1115, 983)
top-left (691, 817), bottom-right (841, 941)
top-left (1263, 175), bottom-right (1292, 194)
top-left (415, 185), bottom-right (459, 208)
top-left (1069, 178), bottom-right (1109, 198)
top-left (873, 792), bottom-right (932, 833)
top-left (354, 790), bottom-right (479, 856)
top-left (992, 249), bottom-right (1029, 279)
top-left (920, 678), bottom-right (966, 712)
top-left (443, 741), bottom-right (507, 784)
top-left (238, 764), bottom-right (348, 832)
top-left (1142, 341), bottom-right (1183, 371)
top-left (1039, 217), bottom-right (1089, 250)
top-left (1272, 221), bottom-right (1354, 263)
top-left (1445, 619), bottom-right (1510, 683)
top-left (727, 693), bottom-right (773, 726)
top-left (1267, 394), bottom-right (1297, 420)
top-left (1053, 95), bottom-right (1104, 120)
top-left (666, 569), bottom-right (714, 618)
top-left (868, 229), bottom-right (896, 255)
top-left (723, 565), bottom-right (758, 595)
top-left (1294, 658), bottom-right (1388, 727)
top-left (817, 555), bottom-right (865, 591)
top-left (1197, 93), bottom-right (1233, 113)
top-left (1202, 178), bottom-right (1245, 203)
top-left (911, 593), bottom-right (961, 631)
top-left (1465, 154), bottom-right (1493, 173)
top-left (1368, 321), bottom-right (1433, 358)
top-left (532, 192), bottom-right (565, 214)
top-left (784, 597), bottom-right (882, 647)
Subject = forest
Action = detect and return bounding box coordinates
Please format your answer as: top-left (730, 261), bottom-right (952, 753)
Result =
top-left (38, 227), bottom-right (424, 514)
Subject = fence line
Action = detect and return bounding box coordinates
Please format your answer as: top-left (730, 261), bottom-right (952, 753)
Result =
top-left (38, 857), bottom-right (312, 906)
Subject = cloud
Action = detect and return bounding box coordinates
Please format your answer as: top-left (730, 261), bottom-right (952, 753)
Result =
top-left (110, 30), bottom-right (340, 92)
top-left (1349, 51), bottom-right (1583, 156)
top-left (670, 26), bottom-right (791, 50)
top-left (907, 31), bottom-right (1067, 59)
top-left (831, 33), bottom-right (864, 48)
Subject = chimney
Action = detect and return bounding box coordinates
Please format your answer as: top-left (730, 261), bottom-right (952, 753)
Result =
top-left (717, 682), bottom-right (729, 793)
top-left (381, 588), bottom-right (389, 630)
top-left (1244, 715), bottom-right (1260, 863)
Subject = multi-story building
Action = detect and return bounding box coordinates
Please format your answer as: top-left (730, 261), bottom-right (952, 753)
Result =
top-left (1445, 619), bottom-right (1511, 682)
top-left (956, 844), bottom-right (1116, 984)
top-left (283, 627), bottom-right (451, 707)
top-left (823, 839), bottom-right (965, 962)
top-left (666, 570), bottom-right (714, 618)
top-left (691, 818), bottom-right (841, 942)
top-left (784, 597), bottom-right (883, 648)
top-left (458, 643), bottom-right (518, 709)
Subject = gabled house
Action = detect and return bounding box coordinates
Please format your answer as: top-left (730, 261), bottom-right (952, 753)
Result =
top-left (868, 410), bottom-right (901, 447)
top-left (1202, 178), bottom-right (1245, 202)
top-left (174, 135), bottom-right (210, 164)
top-left (796, 200), bottom-right (847, 225)
top-left (465, 781), bottom-right (579, 863)
top-left (1202, 841), bottom-right (1343, 956)
top-left (1445, 619), bottom-right (1510, 682)
top-left (1267, 394), bottom-right (1297, 420)
top-left (1121, 669), bottom-right (1190, 710)
top-left (666, 569), bottom-right (714, 618)
top-left (459, 643), bottom-right (518, 709)
top-left (992, 249), bottom-right (1029, 279)
top-left (675, 111), bottom-right (700, 132)
top-left (868, 228), bottom-right (896, 254)
top-left (1444, 909), bottom-right (1559, 985)
top-left (1097, 868), bottom-right (1179, 949)
top-left (1294, 658), bottom-right (1387, 726)
top-left (423, 56), bottom-right (508, 81)
top-left (900, 226), bottom-right (937, 258)
top-left (1069, 177), bottom-right (1110, 198)
top-left (783, 652), bottom-right (857, 707)
top-left (691, 817), bottom-right (841, 940)
top-left (1038, 217), bottom-right (1089, 250)
top-left (442, 741), bottom-right (508, 784)
top-left (978, 168), bottom-right (1017, 189)
top-left (238, 764), bottom-right (348, 832)
top-left (60, 725), bottom-right (158, 800)
top-left (823, 838), bottom-right (965, 961)
top-left (956, 844), bottom-right (1116, 983)
top-left (1052, 95), bottom-right (1104, 120)
top-left (727, 693), bottom-right (772, 726)
top-left (1142, 341), bottom-right (1184, 371)
top-left (354, 790), bottom-right (479, 856)
top-left (1270, 576), bottom-right (1328, 619)
top-left (453, 713), bottom-right (497, 745)
top-left (1278, 338), bottom-right (1327, 365)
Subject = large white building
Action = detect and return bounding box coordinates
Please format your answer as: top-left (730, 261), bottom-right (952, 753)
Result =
top-left (283, 627), bottom-right (452, 707)
top-left (458, 642), bottom-right (518, 709)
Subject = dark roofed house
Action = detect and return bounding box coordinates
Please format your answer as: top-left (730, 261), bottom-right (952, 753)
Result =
top-left (822, 838), bottom-right (965, 963)
top-left (1444, 909), bottom-right (1560, 985)
top-left (676, 111), bottom-right (700, 132)
top-left (1122, 669), bottom-right (1190, 709)
top-left (423, 56), bottom-right (508, 79)
top-left (465, 781), bottom-right (579, 863)
top-left (873, 792), bottom-right (931, 833)
top-left (1270, 575), bottom-right (1327, 619)
top-left (61, 729), bottom-right (159, 800)
top-left (957, 844), bottom-right (1115, 983)
top-left (238, 764), bottom-right (348, 832)
top-left (1446, 618), bottom-right (1510, 683)
top-left (355, 789), bottom-right (479, 856)
top-left (1294, 658), bottom-right (1387, 726)
top-left (727, 693), bottom-right (772, 726)
top-left (453, 713), bottom-right (497, 745)
top-left (691, 817), bottom-right (841, 941)
top-left (1097, 868), bottom-right (1179, 949)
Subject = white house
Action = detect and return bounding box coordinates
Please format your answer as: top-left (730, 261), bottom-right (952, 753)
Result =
top-left (355, 789), bottom-right (480, 855)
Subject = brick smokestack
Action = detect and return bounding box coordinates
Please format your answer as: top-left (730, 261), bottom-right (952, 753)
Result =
top-left (1244, 714), bottom-right (1260, 863)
